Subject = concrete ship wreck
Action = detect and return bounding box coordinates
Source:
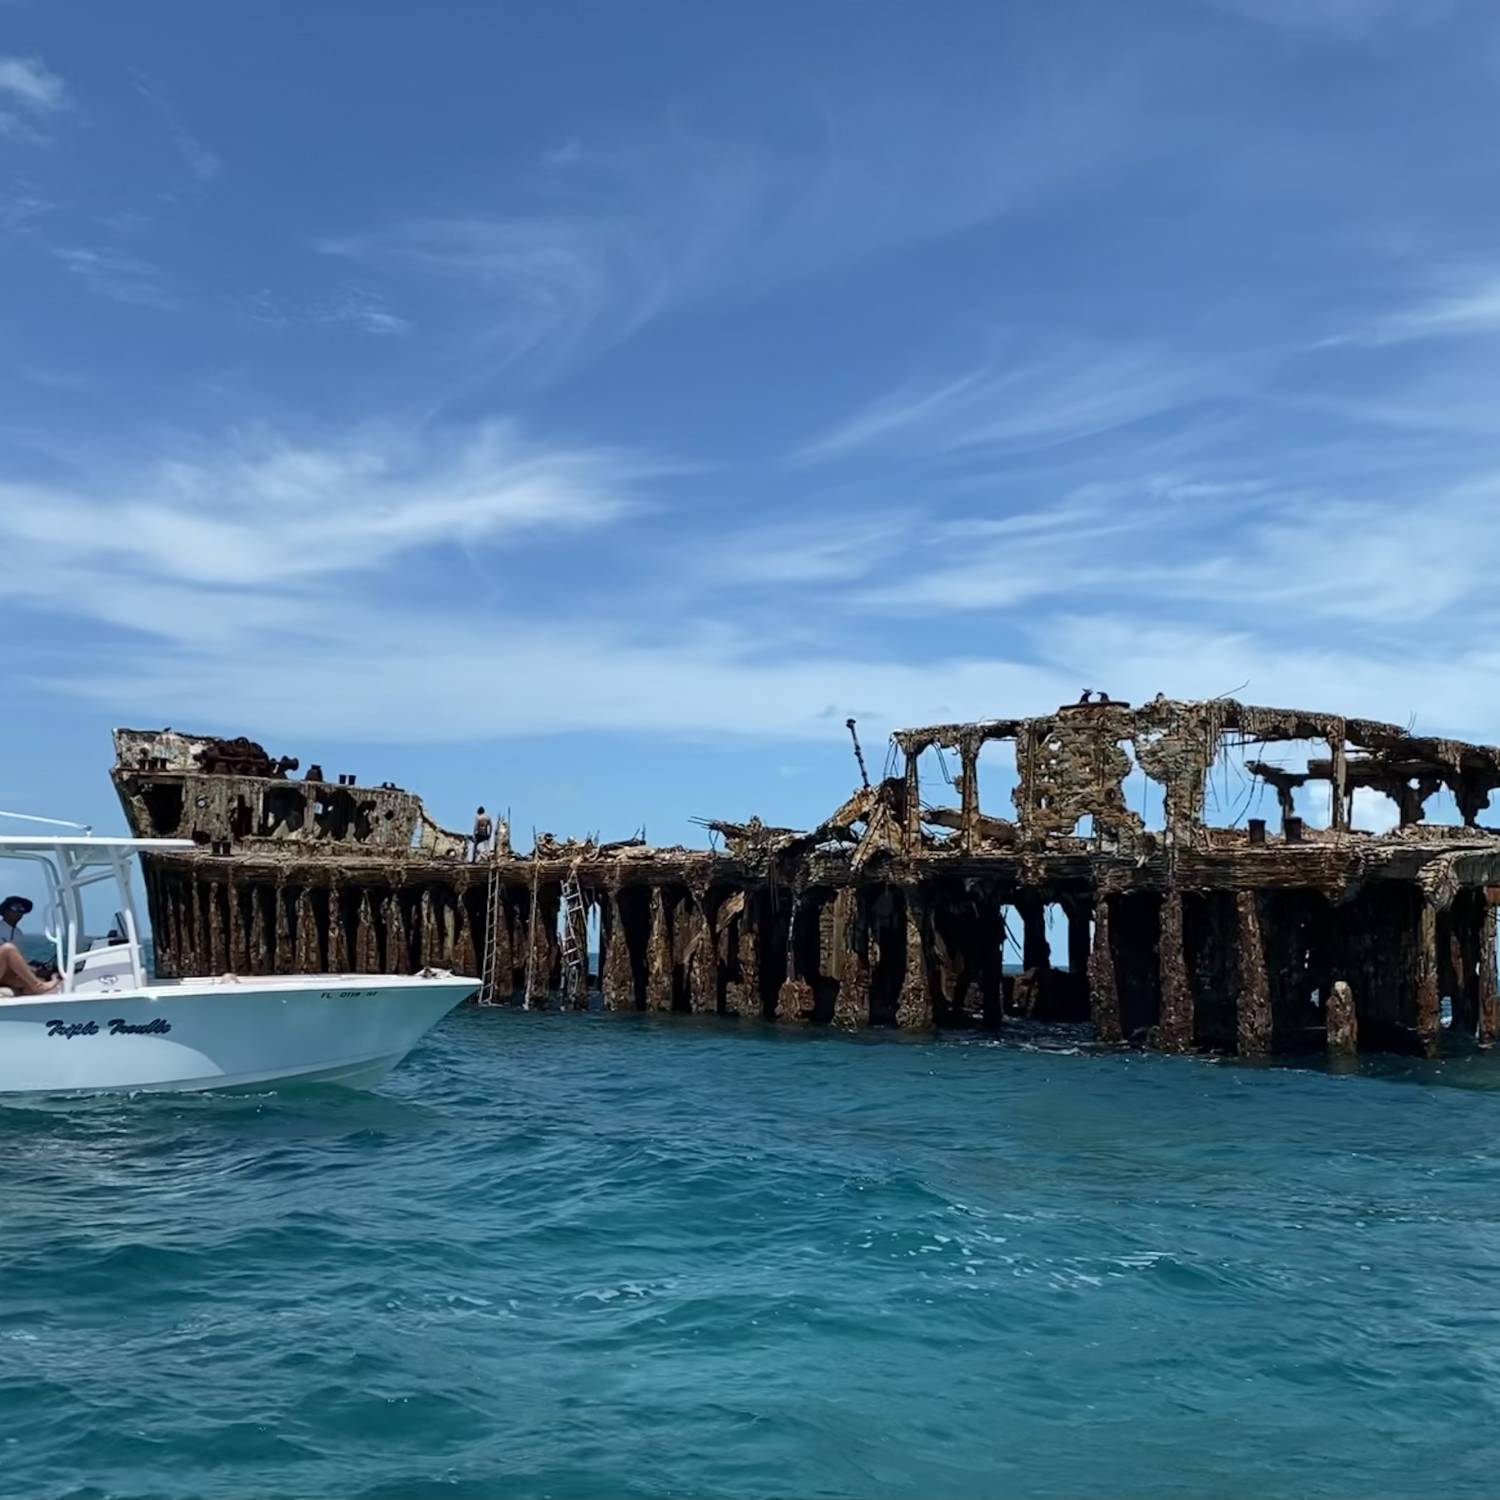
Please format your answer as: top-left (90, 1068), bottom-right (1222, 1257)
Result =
top-left (112, 695), bottom-right (1500, 1058)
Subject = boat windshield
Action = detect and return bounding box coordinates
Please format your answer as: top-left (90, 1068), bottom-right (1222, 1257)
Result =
top-left (0, 821), bottom-right (194, 995)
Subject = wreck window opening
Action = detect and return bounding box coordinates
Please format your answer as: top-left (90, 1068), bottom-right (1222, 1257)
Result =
top-left (1121, 743), bottom-right (1166, 833)
top-left (139, 781), bottom-right (185, 837)
top-left (977, 738), bottom-right (1019, 834)
top-left (261, 785), bottom-right (306, 837)
top-left (1242, 738), bottom-right (1334, 835)
top-left (314, 789), bottom-right (376, 842)
top-left (916, 744), bottom-right (963, 838)
top-left (1072, 814), bottom-right (1094, 839)
top-left (1422, 785), bottom-right (1465, 828)
top-left (1350, 786), bottom-right (1402, 836)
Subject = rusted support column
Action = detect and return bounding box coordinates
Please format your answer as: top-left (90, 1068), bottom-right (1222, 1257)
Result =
top-left (452, 893), bottom-right (476, 979)
top-left (327, 883), bottom-right (351, 972)
top-left (776, 890), bottom-right (815, 1022)
top-left (895, 891), bottom-right (932, 1029)
top-left (1017, 892), bottom-right (1050, 972)
top-left (194, 878), bottom-right (210, 975)
top-left (1416, 901), bottom-right (1441, 1056)
top-left (1326, 979), bottom-right (1357, 1055)
top-left (383, 892), bottom-right (408, 975)
top-left (227, 876), bottom-right (246, 972)
top-left (903, 749), bottom-right (922, 853)
top-left (248, 885), bottom-right (267, 973)
top-left (420, 888), bottom-right (442, 969)
top-left (1479, 894), bottom-right (1498, 1049)
top-left (601, 892), bottom-right (635, 1010)
top-left (1328, 730), bottom-right (1347, 833)
top-left (489, 887), bottom-right (514, 998)
top-left (729, 893), bottom-right (763, 1019)
top-left (274, 880), bottom-right (292, 974)
top-left (833, 889), bottom-right (869, 1028)
top-left (207, 882), bottom-right (226, 973)
top-left (1156, 888), bottom-right (1193, 1053)
top-left (1236, 891), bottom-right (1272, 1058)
top-left (646, 887), bottom-right (673, 1012)
top-left (687, 894), bottom-right (717, 1015)
top-left (441, 891), bottom-right (457, 968)
top-left (295, 887), bottom-right (320, 972)
top-left (157, 879), bottom-right (179, 978)
top-left (959, 741), bottom-right (980, 854)
top-left (1088, 895), bottom-right (1121, 1043)
top-left (355, 890), bottom-right (379, 973)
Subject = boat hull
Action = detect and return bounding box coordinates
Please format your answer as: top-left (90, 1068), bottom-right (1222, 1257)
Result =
top-left (0, 974), bottom-right (476, 1097)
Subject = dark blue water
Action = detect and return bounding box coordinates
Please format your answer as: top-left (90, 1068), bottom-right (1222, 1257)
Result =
top-left (4, 1011), bottom-right (1500, 1499)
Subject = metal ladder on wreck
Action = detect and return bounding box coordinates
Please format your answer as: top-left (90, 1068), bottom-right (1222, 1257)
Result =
top-left (558, 868), bottom-right (587, 1008)
top-left (478, 852), bottom-right (506, 1006)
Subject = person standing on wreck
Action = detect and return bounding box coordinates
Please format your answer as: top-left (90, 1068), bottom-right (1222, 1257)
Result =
top-left (472, 807), bottom-right (492, 862)
top-left (0, 897), bottom-right (59, 995)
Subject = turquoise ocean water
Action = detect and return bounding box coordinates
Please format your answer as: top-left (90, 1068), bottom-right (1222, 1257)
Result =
top-left (4, 1008), bottom-right (1500, 1499)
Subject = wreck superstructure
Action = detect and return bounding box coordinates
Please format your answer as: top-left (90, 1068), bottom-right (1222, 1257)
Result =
top-left (113, 697), bottom-right (1500, 1058)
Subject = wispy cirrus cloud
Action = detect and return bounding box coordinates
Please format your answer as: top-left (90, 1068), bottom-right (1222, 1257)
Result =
top-left (130, 71), bottom-right (222, 184)
top-left (1200, 0), bottom-right (1457, 33)
top-left (51, 246), bottom-right (179, 310)
top-left (319, 61), bottom-right (1138, 385)
top-left (240, 284), bottom-right (411, 337)
top-left (0, 54), bottom-right (66, 140)
top-left (1323, 270), bottom-right (1500, 347)
top-left (796, 344), bottom-right (1223, 463)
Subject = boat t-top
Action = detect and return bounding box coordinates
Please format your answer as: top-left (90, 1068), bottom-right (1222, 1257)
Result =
top-left (0, 820), bottom-right (476, 1097)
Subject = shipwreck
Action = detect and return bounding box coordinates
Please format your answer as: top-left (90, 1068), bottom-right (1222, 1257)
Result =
top-left (111, 695), bottom-right (1500, 1058)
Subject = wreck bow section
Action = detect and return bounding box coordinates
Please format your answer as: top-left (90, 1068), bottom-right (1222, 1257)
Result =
top-left (113, 698), bottom-right (1500, 1058)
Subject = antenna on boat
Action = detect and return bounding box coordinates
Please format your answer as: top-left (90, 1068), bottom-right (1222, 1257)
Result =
top-left (0, 810), bottom-right (93, 834)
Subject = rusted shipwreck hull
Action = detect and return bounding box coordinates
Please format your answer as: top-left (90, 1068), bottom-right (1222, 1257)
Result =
top-left (112, 698), bottom-right (1500, 1059)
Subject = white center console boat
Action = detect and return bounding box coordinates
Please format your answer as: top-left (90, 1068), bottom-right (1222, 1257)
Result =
top-left (0, 829), bottom-right (476, 1097)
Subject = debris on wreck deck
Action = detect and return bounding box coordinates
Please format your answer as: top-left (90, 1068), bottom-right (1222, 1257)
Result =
top-left (112, 697), bottom-right (1500, 1059)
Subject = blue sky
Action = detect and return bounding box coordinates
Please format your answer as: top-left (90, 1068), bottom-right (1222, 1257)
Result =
top-left (4, 0), bottom-right (1500, 849)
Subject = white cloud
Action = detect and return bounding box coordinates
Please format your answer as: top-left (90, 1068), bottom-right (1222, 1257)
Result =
top-left (1, 420), bottom-right (638, 589)
top-left (39, 596), bottom-right (1077, 744)
top-left (0, 55), bottom-right (65, 114)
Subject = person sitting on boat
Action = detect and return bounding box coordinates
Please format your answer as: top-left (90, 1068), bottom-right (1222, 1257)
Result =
top-left (0, 896), bottom-right (27, 946)
top-left (0, 897), bottom-right (59, 996)
top-left (472, 807), bottom-right (492, 862)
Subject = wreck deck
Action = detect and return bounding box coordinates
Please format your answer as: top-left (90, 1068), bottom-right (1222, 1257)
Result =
top-left (111, 698), bottom-right (1500, 1059)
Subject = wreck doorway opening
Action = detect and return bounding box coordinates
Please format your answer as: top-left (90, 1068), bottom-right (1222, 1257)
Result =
top-left (867, 887), bottom-right (907, 1025)
top-left (615, 885), bottom-right (651, 1008)
top-left (757, 888), bottom-right (793, 1018)
top-left (796, 888), bottom-right (838, 1022)
top-left (1111, 891), bottom-right (1162, 1041)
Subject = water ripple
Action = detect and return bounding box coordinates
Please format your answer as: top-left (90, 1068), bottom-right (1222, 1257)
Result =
top-left (4, 1009), bottom-right (1500, 1497)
